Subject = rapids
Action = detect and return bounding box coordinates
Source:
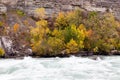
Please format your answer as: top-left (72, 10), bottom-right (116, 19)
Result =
top-left (0, 56), bottom-right (120, 80)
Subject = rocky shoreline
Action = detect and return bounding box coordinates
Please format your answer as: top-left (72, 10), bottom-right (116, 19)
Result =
top-left (0, 36), bottom-right (120, 59)
top-left (1, 50), bottom-right (120, 59)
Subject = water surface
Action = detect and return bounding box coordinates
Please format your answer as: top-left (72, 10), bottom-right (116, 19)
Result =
top-left (0, 56), bottom-right (120, 80)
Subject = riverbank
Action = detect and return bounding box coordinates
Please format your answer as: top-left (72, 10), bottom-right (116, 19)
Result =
top-left (1, 50), bottom-right (120, 59)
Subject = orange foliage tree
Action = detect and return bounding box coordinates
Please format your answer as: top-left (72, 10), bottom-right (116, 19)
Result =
top-left (13, 23), bottom-right (19, 33)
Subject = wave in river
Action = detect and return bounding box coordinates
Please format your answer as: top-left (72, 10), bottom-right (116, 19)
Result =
top-left (0, 56), bottom-right (120, 80)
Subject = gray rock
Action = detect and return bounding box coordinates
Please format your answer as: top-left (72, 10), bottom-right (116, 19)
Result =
top-left (88, 56), bottom-right (104, 60)
top-left (0, 4), bottom-right (7, 14)
top-left (0, 0), bottom-right (18, 6)
top-left (0, 36), bottom-right (12, 54)
top-left (25, 49), bottom-right (33, 56)
top-left (0, 0), bottom-right (120, 20)
top-left (110, 50), bottom-right (120, 55)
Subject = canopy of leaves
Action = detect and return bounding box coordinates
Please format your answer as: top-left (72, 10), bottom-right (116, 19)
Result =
top-left (30, 8), bottom-right (120, 56)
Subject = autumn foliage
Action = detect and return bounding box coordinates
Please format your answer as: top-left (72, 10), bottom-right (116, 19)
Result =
top-left (0, 48), bottom-right (5, 57)
top-left (29, 8), bottom-right (120, 56)
top-left (13, 23), bottom-right (19, 32)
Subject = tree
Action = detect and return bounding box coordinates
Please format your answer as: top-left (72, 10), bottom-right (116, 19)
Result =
top-left (47, 37), bottom-right (65, 55)
top-left (55, 12), bottom-right (68, 29)
top-left (30, 20), bottom-right (50, 56)
top-left (64, 24), bottom-right (86, 50)
top-left (13, 23), bottom-right (19, 33)
top-left (66, 39), bottom-right (79, 54)
top-left (0, 48), bottom-right (5, 57)
top-left (34, 8), bottom-right (46, 20)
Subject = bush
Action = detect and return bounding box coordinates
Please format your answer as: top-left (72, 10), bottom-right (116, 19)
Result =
top-left (34, 8), bottom-right (46, 20)
top-left (51, 28), bottom-right (64, 40)
top-left (30, 19), bottom-right (50, 56)
top-left (31, 40), bottom-right (49, 56)
top-left (47, 37), bottom-right (65, 55)
top-left (64, 24), bottom-right (86, 49)
top-left (30, 20), bottom-right (49, 42)
top-left (66, 39), bottom-right (79, 54)
top-left (55, 12), bottom-right (68, 29)
top-left (0, 48), bottom-right (5, 57)
top-left (0, 21), bottom-right (3, 27)
top-left (30, 8), bottom-right (120, 56)
top-left (16, 10), bottom-right (25, 16)
top-left (55, 10), bottom-right (83, 29)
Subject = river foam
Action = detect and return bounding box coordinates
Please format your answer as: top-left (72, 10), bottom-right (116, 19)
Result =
top-left (0, 56), bottom-right (120, 80)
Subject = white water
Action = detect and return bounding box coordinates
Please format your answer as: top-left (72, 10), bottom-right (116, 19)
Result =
top-left (0, 56), bottom-right (120, 80)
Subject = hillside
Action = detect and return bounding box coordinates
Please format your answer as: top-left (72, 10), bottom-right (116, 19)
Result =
top-left (0, 0), bottom-right (120, 58)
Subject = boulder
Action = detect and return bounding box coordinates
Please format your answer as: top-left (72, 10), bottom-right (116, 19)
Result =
top-left (0, 36), bottom-right (12, 54)
top-left (88, 56), bottom-right (104, 60)
top-left (0, 0), bottom-right (18, 6)
top-left (25, 48), bottom-right (33, 56)
top-left (0, 36), bottom-right (33, 58)
top-left (110, 50), bottom-right (120, 55)
top-left (0, 4), bottom-right (7, 14)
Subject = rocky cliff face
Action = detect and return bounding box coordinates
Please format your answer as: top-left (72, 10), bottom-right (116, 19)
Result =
top-left (0, 0), bottom-right (120, 20)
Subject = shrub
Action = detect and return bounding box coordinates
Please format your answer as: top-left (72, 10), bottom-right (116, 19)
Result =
top-left (34, 8), bottom-right (46, 20)
top-left (116, 43), bottom-right (120, 50)
top-left (0, 21), bottom-right (3, 27)
top-left (30, 20), bottom-right (49, 42)
top-left (66, 39), bottom-right (79, 54)
top-left (55, 10), bottom-right (83, 29)
top-left (64, 24), bottom-right (86, 49)
top-left (30, 8), bottom-right (120, 56)
top-left (16, 10), bottom-right (25, 16)
top-left (30, 20), bottom-right (50, 56)
top-left (13, 23), bottom-right (19, 33)
top-left (52, 28), bottom-right (64, 41)
top-left (47, 37), bottom-right (65, 55)
top-left (31, 40), bottom-right (49, 56)
top-left (0, 48), bottom-right (5, 57)
top-left (55, 12), bottom-right (68, 29)
top-left (66, 9), bottom-right (82, 26)
top-left (64, 25), bottom-right (78, 43)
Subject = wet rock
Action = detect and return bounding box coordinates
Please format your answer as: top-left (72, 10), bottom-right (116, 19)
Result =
top-left (88, 56), bottom-right (104, 60)
top-left (74, 51), bottom-right (94, 57)
top-left (110, 50), bottom-right (120, 55)
top-left (25, 49), bottom-right (33, 56)
top-left (88, 56), bottom-right (98, 60)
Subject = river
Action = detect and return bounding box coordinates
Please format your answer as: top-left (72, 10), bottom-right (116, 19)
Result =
top-left (0, 56), bottom-right (120, 80)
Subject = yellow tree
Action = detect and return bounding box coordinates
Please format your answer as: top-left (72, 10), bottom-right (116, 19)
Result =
top-left (13, 23), bottom-right (19, 33)
top-left (77, 24), bottom-right (86, 49)
top-left (30, 20), bottom-right (50, 56)
top-left (0, 48), bottom-right (5, 57)
top-left (55, 12), bottom-right (68, 29)
top-left (35, 8), bottom-right (46, 20)
top-left (66, 39), bottom-right (79, 54)
top-left (47, 37), bottom-right (65, 55)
